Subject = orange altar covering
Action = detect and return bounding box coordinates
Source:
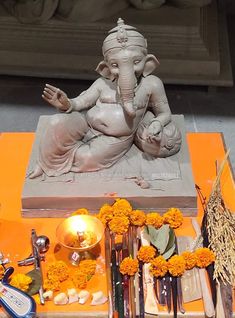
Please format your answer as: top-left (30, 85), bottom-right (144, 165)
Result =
top-left (0, 132), bottom-right (234, 317)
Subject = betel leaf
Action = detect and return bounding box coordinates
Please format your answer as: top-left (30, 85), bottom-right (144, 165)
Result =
top-left (164, 227), bottom-right (175, 253)
top-left (162, 243), bottom-right (175, 260)
top-left (26, 269), bottom-right (42, 296)
top-left (148, 224), bottom-right (170, 254)
top-left (162, 227), bottom-right (176, 259)
top-left (147, 225), bottom-right (159, 246)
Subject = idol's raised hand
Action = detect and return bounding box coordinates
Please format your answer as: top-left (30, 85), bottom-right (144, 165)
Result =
top-left (42, 84), bottom-right (71, 111)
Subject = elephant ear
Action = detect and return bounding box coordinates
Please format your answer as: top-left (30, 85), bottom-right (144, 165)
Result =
top-left (143, 54), bottom-right (160, 77)
top-left (95, 61), bottom-right (115, 80)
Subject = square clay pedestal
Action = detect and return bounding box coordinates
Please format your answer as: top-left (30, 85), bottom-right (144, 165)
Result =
top-left (22, 114), bottom-right (197, 217)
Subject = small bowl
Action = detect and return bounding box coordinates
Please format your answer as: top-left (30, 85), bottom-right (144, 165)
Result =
top-left (56, 215), bottom-right (104, 252)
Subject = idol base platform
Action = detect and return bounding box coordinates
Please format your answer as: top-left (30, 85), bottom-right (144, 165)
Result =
top-left (21, 114), bottom-right (197, 218)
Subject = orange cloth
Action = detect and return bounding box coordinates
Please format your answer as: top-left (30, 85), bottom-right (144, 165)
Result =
top-left (0, 132), bottom-right (234, 316)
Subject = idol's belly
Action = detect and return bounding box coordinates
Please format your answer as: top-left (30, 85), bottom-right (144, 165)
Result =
top-left (86, 104), bottom-right (139, 137)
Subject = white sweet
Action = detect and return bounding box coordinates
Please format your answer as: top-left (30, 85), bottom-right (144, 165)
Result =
top-left (78, 290), bottom-right (90, 304)
top-left (43, 290), bottom-right (53, 301)
top-left (91, 291), bottom-right (108, 305)
top-left (67, 288), bottom-right (79, 304)
top-left (54, 293), bottom-right (68, 305)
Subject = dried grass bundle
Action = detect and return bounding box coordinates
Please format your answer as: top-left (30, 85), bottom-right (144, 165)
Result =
top-left (205, 151), bottom-right (235, 285)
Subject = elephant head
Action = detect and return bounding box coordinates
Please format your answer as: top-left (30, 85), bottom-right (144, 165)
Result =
top-left (96, 18), bottom-right (159, 118)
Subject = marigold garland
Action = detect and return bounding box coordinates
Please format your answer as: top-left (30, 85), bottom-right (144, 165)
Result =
top-left (119, 257), bottom-right (139, 276)
top-left (108, 216), bottom-right (130, 235)
top-left (112, 198), bottom-right (132, 217)
top-left (168, 255), bottom-right (186, 276)
top-left (163, 208), bottom-right (183, 229)
top-left (150, 256), bottom-right (168, 278)
top-left (145, 212), bottom-right (164, 229)
top-left (137, 246), bottom-right (156, 263)
top-left (10, 273), bottom-right (32, 292)
top-left (98, 204), bottom-right (114, 224)
top-left (67, 200), bottom-right (216, 283)
top-left (181, 251), bottom-right (198, 270)
top-left (195, 247), bottom-right (215, 268)
top-left (129, 209), bottom-right (146, 226)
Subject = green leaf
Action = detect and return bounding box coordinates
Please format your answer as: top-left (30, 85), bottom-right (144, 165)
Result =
top-left (148, 224), bottom-right (170, 254)
top-left (162, 243), bottom-right (176, 260)
top-left (147, 225), bottom-right (159, 244)
top-left (143, 225), bottom-right (149, 236)
top-left (26, 269), bottom-right (42, 296)
top-left (164, 227), bottom-right (175, 253)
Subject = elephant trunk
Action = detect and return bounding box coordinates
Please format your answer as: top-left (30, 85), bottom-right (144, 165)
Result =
top-left (118, 64), bottom-right (137, 118)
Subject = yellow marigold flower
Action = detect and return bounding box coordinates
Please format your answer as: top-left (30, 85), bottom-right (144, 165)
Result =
top-left (71, 208), bottom-right (89, 216)
top-left (47, 260), bottom-right (69, 282)
top-left (33, 294), bottom-right (41, 305)
top-left (44, 277), bottom-right (60, 291)
top-left (112, 198), bottom-right (132, 217)
top-left (78, 259), bottom-right (97, 277)
top-left (108, 216), bottom-right (130, 235)
top-left (99, 204), bottom-right (114, 224)
top-left (93, 213), bottom-right (106, 226)
top-left (195, 247), bottom-right (215, 268)
top-left (181, 251), bottom-right (197, 270)
top-left (119, 257), bottom-right (139, 276)
top-left (168, 255), bottom-right (186, 276)
top-left (129, 210), bottom-right (146, 226)
top-left (145, 212), bottom-right (163, 229)
top-left (0, 265), bottom-right (4, 280)
top-left (10, 273), bottom-right (32, 292)
top-left (150, 256), bottom-right (168, 278)
top-left (163, 208), bottom-right (183, 229)
top-left (72, 270), bottom-right (88, 289)
top-left (137, 246), bottom-right (156, 263)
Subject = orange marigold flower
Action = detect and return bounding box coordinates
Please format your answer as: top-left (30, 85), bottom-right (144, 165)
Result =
top-left (78, 259), bottom-right (97, 277)
top-left (72, 270), bottom-right (88, 289)
top-left (145, 212), bottom-right (164, 229)
top-left (168, 255), bottom-right (186, 276)
top-left (112, 198), bottom-right (132, 217)
top-left (137, 246), bottom-right (156, 263)
top-left (44, 277), bottom-right (60, 291)
top-left (120, 257), bottom-right (139, 276)
top-left (150, 256), bottom-right (168, 278)
top-left (47, 260), bottom-right (69, 282)
top-left (0, 265), bottom-right (4, 280)
top-left (10, 273), bottom-right (32, 292)
top-left (163, 208), bottom-right (183, 229)
top-left (195, 248), bottom-right (215, 268)
top-left (99, 204), bottom-right (114, 224)
top-left (108, 216), bottom-right (130, 235)
top-left (129, 210), bottom-right (146, 226)
top-left (71, 208), bottom-right (89, 216)
top-left (181, 251), bottom-right (197, 270)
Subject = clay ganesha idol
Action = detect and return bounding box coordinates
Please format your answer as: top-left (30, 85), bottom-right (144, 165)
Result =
top-left (30, 18), bottom-right (182, 179)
